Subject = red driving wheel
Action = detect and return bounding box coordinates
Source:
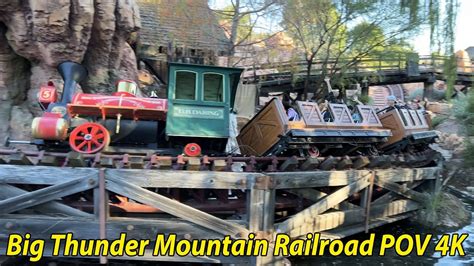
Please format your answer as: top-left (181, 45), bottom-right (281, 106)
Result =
top-left (184, 143), bottom-right (201, 157)
top-left (69, 122), bottom-right (110, 154)
top-left (308, 146), bottom-right (320, 157)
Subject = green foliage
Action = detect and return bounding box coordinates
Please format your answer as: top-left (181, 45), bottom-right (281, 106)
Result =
top-left (358, 94), bottom-right (373, 105)
top-left (216, 5), bottom-right (253, 43)
top-left (431, 115), bottom-right (447, 128)
top-left (454, 91), bottom-right (474, 167)
top-left (452, 93), bottom-right (470, 120)
top-left (406, 88), bottom-right (424, 101)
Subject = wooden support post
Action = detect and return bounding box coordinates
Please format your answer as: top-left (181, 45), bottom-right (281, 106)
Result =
top-left (248, 176), bottom-right (286, 266)
top-left (423, 81), bottom-right (435, 100)
top-left (364, 172), bottom-right (375, 233)
top-left (96, 169), bottom-right (108, 264)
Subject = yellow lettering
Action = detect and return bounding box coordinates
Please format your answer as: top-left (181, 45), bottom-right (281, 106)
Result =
top-left (289, 239), bottom-right (304, 256)
top-left (231, 239), bottom-right (246, 256)
top-left (273, 234), bottom-right (290, 256)
top-left (329, 240), bottom-right (343, 256)
top-left (395, 234), bottom-right (413, 256)
top-left (176, 240), bottom-right (191, 256)
top-left (344, 240), bottom-right (359, 256)
top-left (380, 234), bottom-right (395, 255)
top-left (6, 234), bottom-right (23, 256)
top-left (154, 234), bottom-right (175, 256)
top-left (50, 234), bottom-right (66, 256)
top-left (449, 234), bottom-right (468, 256)
top-left (415, 234), bottom-right (432, 256)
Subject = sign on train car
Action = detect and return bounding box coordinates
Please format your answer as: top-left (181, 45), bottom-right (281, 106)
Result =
top-left (166, 63), bottom-right (243, 138)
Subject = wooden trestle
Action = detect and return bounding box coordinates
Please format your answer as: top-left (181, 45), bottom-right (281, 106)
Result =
top-left (0, 165), bottom-right (440, 265)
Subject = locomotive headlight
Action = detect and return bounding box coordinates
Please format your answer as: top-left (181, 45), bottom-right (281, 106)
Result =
top-left (51, 106), bottom-right (67, 117)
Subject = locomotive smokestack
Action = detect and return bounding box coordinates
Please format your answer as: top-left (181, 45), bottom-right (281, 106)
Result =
top-left (57, 61), bottom-right (87, 104)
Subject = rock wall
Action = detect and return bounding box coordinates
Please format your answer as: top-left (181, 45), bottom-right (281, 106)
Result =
top-left (0, 0), bottom-right (141, 145)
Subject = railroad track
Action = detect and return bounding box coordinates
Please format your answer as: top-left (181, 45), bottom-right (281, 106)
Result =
top-left (0, 148), bottom-right (442, 172)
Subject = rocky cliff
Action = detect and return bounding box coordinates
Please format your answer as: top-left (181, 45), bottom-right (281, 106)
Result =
top-left (0, 0), bottom-right (141, 145)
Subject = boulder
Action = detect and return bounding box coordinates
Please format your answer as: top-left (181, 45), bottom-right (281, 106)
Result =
top-left (0, 0), bottom-right (141, 145)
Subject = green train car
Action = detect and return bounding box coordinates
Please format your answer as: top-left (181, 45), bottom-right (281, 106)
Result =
top-left (165, 63), bottom-right (243, 155)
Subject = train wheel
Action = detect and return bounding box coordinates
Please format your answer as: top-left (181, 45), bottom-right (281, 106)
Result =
top-left (69, 122), bottom-right (110, 154)
top-left (183, 143), bottom-right (201, 157)
top-left (366, 146), bottom-right (379, 156)
top-left (308, 146), bottom-right (320, 157)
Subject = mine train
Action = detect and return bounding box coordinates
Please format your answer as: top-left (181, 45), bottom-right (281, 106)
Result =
top-left (20, 61), bottom-right (437, 157)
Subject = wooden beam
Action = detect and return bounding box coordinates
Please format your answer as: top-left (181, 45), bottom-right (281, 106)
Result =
top-left (248, 189), bottom-right (265, 232)
top-left (0, 176), bottom-right (98, 214)
top-left (107, 169), bottom-right (257, 189)
top-left (7, 152), bottom-right (34, 165)
top-left (0, 184), bottom-right (92, 217)
top-left (375, 167), bottom-right (439, 182)
top-left (269, 170), bottom-right (370, 188)
top-left (288, 199), bottom-right (420, 238)
top-left (66, 152), bottom-right (87, 167)
top-left (37, 155), bottom-right (59, 166)
top-left (279, 156), bottom-right (298, 171)
top-left (320, 214), bottom-right (413, 240)
top-left (300, 157), bottom-right (320, 171)
top-left (372, 181), bottom-right (423, 205)
top-left (375, 178), bottom-right (429, 203)
top-left (0, 165), bottom-right (97, 185)
top-left (285, 188), bottom-right (362, 210)
top-left (106, 177), bottom-right (249, 238)
top-left (277, 175), bottom-right (370, 232)
top-left (353, 156), bottom-right (370, 169)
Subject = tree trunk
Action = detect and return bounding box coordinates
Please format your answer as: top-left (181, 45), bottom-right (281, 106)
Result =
top-left (228, 0), bottom-right (241, 66)
top-left (304, 60), bottom-right (313, 101)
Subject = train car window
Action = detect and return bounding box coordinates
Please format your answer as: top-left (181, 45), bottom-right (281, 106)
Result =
top-left (175, 71), bottom-right (197, 100)
top-left (203, 73), bottom-right (224, 102)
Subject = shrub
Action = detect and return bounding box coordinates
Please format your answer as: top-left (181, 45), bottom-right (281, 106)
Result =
top-left (431, 115), bottom-right (447, 128)
top-left (456, 91), bottom-right (474, 167)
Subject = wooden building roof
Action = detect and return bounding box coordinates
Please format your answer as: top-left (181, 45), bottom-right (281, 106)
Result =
top-left (138, 0), bottom-right (230, 58)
